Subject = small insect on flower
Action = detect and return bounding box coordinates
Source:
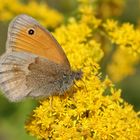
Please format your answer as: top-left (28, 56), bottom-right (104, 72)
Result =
top-left (0, 14), bottom-right (83, 102)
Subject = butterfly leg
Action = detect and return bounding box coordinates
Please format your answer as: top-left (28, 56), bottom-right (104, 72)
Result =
top-left (49, 96), bottom-right (54, 109)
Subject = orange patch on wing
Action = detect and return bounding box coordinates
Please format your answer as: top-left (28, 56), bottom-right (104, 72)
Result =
top-left (13, 26), bottom-right (70, 67)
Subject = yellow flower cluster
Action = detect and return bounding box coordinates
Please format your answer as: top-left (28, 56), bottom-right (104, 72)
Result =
top-left (78, 0), bottom-right (139, 82)
top-left (0, 0), bottom-right (63, 28)
top-left (103, 20), bottom-right (140, 82)
top-left (78, 0), bottom-right (125, 18)
top-left (95, 0), bottom-right (125, 18)
top-left (54, 19), bottom-right (103, 69)
top-left (103, 20), bottom-right (140, 56)
top-left (25, 10), bottom-right (140, 140)
top-left (107, 48), bottom-right (139, 82)
top-left (26, 71), bottom-right (140, 139)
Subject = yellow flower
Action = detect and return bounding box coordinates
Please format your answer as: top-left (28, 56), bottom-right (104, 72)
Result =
top-left (103, 20), bottom-right (140, 82)
top-left (53, 19), bottom-right (103, 70)
top-left (0, 0), bottom-right (63, 28)
top-left (78, 0), bottom-right (125, 18)
top-left (96, 0), bottom-right (125, 18)
top-left (25, 67), bottom-right (140, 139)
top-left (107, 48), bottom-right (139, 82)
top-left (103, 19), bottom-right (140, 56)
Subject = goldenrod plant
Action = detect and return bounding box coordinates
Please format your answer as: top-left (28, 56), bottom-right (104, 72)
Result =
top-left (24, 0), bottom-right (140, 139)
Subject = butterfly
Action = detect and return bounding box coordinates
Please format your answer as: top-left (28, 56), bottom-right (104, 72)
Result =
top-left (0, 14), bottom-right (82, 102)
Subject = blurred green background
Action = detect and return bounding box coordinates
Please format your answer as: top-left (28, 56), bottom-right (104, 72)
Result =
top-left (0, 0), bottom-right (140, 140)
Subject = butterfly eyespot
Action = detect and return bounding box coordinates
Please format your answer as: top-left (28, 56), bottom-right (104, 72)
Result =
top-left (63, 74), bottom-right (67, 78)
top-left (28, 28), bottom-right (35, 35)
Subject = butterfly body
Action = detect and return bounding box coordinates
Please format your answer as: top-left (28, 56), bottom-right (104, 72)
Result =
top-left (26, 57), bottom-right (82, 98)
top-left (0, 14), bottom-right (82, 102)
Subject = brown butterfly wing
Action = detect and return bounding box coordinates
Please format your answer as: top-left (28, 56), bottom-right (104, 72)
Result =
top-left (0, 52), bottom-right (35, 102)
top-left (6, 14), bottom-right (70, 67)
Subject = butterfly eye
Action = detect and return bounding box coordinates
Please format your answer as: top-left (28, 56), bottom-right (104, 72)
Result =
top-left (27, 28), bottom-right (35, 35)
top-left (63, 74), bottom-right (67, 79)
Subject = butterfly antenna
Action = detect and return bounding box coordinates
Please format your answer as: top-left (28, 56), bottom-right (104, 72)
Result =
top-left (81, 79), bottom-right (88, 93)
top-left (74, 81), bottom-right (80, 88)
top-left (74, 79), bottom-right (88, 93)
